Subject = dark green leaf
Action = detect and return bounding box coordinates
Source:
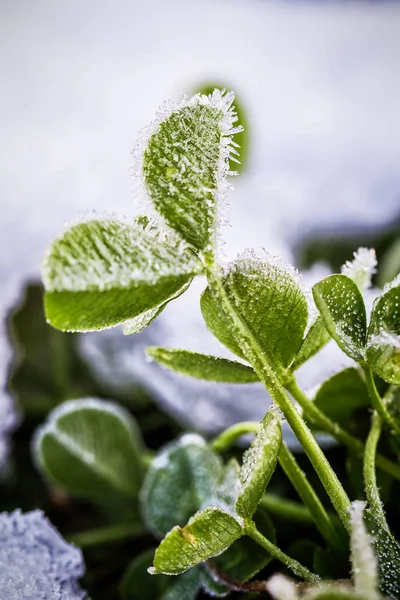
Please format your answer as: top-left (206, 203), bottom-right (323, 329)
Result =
top-left (147, 347), bottom-right (259, 383)
top-left (313, 368), bottom-right (369, 428)
top-left (121, 550), bottom-right (201, 600)
top-left (236, 409), bottom-right (282, 519)
top-left (43, 217), bottom-right (201, 331)
top-left (313, 274), bottom-right (367, 361)
top-left (366, 277), bottom-right (400, 384)
top-left (34, 398), bottom-right (143, 503)
top-left (7, 282), bottom-right (90, 414)
top-left (142, 90), bottom-right (241, 250)
top-left (151, 507), bottom-right (243, 575)
top-left (140, 434), bottom-right (223, 536)
top-left (200, 286), bottom-right (246, 360)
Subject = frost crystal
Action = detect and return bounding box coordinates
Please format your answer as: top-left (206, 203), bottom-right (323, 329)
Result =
top-left (341, 247), bottom-right (377, 291)
top-left (267, 574), bottom-right (298, 600)
top-left (0, 509), bottom-right (87, 600)
top-left (349, 501), bottom-right (379, 600)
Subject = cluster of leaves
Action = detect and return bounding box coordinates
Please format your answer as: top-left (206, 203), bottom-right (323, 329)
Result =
top-left (4, 87), bottom-right (400, 599)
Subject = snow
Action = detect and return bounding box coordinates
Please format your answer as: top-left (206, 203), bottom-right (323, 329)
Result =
top-left (0, 509), bottom-right (87, 599)
top-left (2, 0), bottom-right (400, 447)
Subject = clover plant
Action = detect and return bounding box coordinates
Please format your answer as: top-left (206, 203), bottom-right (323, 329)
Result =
top-left (36, 89), bottom-right (400, 599)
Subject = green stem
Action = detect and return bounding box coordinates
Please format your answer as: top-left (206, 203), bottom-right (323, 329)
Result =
top-left (66, 521), bottom-right (145, 548)
top-left (211, 422), bottom-right (259, 452)
top-left (205, 263), bottom-right (351, 531)
top-left (259, 493), bottom-right (315, 525)
top-left (287, 377), bottom-right (400, 481)
top-left (364, 412), bottom-right (389, 532)
top-left (364, 366), bottom-right (400, 436)
top-left (245, 520), bottom-right (320, 584)
top-left (279, 442), bottom-right (346, 554)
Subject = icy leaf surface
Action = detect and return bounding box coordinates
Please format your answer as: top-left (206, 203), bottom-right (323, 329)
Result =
top-left (236, 409), bottom-right (282, 519)
top-left (291, 316), bottom-right (331, 372)
top-left (147, 347), bottom-right (259, 383)
top-left (141, 90), bottom-right (241, 251)
top-left (366, 275), bottom-right (400, 384)
top-left (202, 251), bottom-right (309, 376)
top-left (34, 398), bottom-right (143, 503)
top-left (140, 434), bottom-right (223, 536)
top-left (0, 509), bottom-right (87, 599)
top-left (43, 216), bottom-right (201, 331)
top-left (365, 509), bottom-right (400, 600)
top-left (313, 274), bottom-right (367, 362)
top-left (151, 507), bottom-right (243, 575)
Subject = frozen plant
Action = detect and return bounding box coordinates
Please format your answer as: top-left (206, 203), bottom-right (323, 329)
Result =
top-left (38, 89), bottom-right (400, 598)
top-left (0, 509), bottom-right (87, 599)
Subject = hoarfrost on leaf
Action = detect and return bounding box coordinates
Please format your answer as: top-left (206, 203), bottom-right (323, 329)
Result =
top-left (349, 501), bottom-right (379, 600)
top-left (0, 509), bottom-right (87, 599)
top-left (139, 89), bottom-right (242, 251)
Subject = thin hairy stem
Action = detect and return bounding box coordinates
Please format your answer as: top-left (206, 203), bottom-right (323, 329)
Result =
top-left (279, 442), bottom-right (346, 553)
top-left (364, 412), bottom-right (389, 532)
top-left (364, 367), bottom-right (400, 437)
top-left (287, 378), bottom-right (400, 481)
top-left (245, 520), bottom-right (320, 584)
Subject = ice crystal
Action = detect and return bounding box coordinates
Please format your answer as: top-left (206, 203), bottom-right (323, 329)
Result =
top-left (342, 247), bottom-right (377, 291)
top-left (0, 509), bottom-right (87, 600)
top-left (267, 574), bottom-right (298, 600)
top-left (349, 501), bottom-right (379, 600)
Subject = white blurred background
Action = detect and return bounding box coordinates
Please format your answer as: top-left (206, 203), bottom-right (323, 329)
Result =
top-left (1, 0), bottom-right (400, 440)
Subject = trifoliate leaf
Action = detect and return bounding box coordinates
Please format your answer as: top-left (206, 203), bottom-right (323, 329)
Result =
top-left (313, 274), bottom-right (367, 361)
top-left (200, 286), bottom-right (246, 360)
top-left (313, 368), bottom-right (370, 428)
top-left (43, 216), bottom-right (201, 332)
top-left (202, 252), bottom-right (309, 375)
top-left (140, 434), bottom-right (223, 536)
top-left (236, 409), bottom-right (282, 519)
top-left (147, 347), bottom-right (259, 383)
top-left (141, 90), bottom-right (241, 251)
top-left (291, 317), bottom-right (331, 371)
top-left (34, 398), bottom-right (143, 503)
top-left (151, 507), bottom-right (243, 575)
top-left (366, 276), bottom-right (400, 384)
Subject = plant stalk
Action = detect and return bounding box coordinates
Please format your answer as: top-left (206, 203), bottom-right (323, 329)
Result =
top-left (245, 520), bottom-right (320, 584)
top-left (363, 366), bottom-right (400, 437)
top-left (364, 412), bottom-right (389, 532)
top-left (205, 262), bottom-right (351, 531)
top-left (66, 521), bottom-right (145, 548)
top-left (287, 377), bottom-right (400, 481)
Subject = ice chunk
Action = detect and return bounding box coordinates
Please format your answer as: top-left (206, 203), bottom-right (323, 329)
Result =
top-left (0, 509), bottom-right (87, 599)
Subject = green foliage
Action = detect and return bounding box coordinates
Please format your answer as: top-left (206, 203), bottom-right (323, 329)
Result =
top-left (30, 88), bottom-right (400, 599)
top-left (34, 398), bottom-right (144, 503)
top-left (141, 434), bottom-right (223, 536)
top-left (147, 347), bottom-right (259, 383)
top-left (366, 277), bottom-right (400, 385)
top-left (236, 409), bottom-right (282, 519)
top-left (43, 216), bottom-right (201, 331)
top-left (312, 274), bottom-right (367, 361)
top-left (151, 507), bottom-right (243, 575)
top-left (313, 368), bottom-right (369, 428)
top-left (142, 91), bottom-right (240, 250)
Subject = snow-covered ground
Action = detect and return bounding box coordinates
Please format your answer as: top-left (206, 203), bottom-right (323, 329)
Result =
top-left (1, 0), bottom-right (400, 442)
